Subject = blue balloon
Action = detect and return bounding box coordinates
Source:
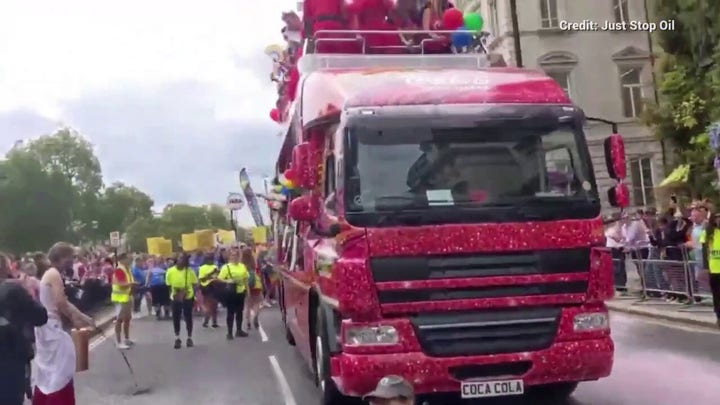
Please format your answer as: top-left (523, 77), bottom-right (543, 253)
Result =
top-left (451, 26), bottom-right (473, 48)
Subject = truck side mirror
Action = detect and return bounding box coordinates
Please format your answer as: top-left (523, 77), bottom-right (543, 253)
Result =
top-left (292, 143), bottom-right (317, 189)
top-left (607, 183), bottom-right (629, 207)
top-left (603, 134), bottom-right (626, 180)
top-left (288, 195), bottom-right (318, 222)
top-left (603, 134), bottom-right (628, 208)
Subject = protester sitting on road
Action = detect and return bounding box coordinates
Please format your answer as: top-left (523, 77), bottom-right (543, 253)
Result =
top-left (198, 254), bottom-right (220, 328)
top-left (146, 257), bottom-right (170, 320)
top-left (363, 375), bottom-right (415, 405)
top-left (166, 253), bottom-right (198, 349)
top-left (241, 247), bottom-right (263, 332)
top-left (698, 212), bottom-right (720, 328)
top-left (1, 252), bottom-right (48, 405)
top-left (34, 242), bottom-right (96, 405)
top-left (218, 248), bottom-right (250, 339)
top-left (112, 253), bottom-right (134, 350)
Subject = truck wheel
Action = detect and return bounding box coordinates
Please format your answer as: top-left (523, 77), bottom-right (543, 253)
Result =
top-left (529, 382), bottom-right (579, 401)
top-left (314, 308), bottom-right (354, 405)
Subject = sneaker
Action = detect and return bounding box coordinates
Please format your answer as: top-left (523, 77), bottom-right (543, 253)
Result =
top-left (236, 330), bottom-right (248, 338)
top-left (124, 339), bottom-right (135, 346)
top-left (186, 338), bottom-right (194, 348)
top-left (211, 323), bottom-right (220, 328)
top-left (174, 338), bottom-right (181, 349)
top-left (202, 321), bottom-right (209, 328)
top-left (116, 342), bottom-right (130, 350)
top-left (226, 333), bottom-right (234, 340)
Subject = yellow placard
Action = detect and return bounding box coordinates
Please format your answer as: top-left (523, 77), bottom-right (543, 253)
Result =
top-left (146, 237), bottom-right (164, 255)
top-left (181, 233), bottom-right (198, 252)
top-left (195, 229), bottom-right (215, 250)
top-left (159, 239), bottom-right (173, 257)
top-left (251, 226), bottom-right (267, 244)
top-left (215, 229), bottom-right (236, 246)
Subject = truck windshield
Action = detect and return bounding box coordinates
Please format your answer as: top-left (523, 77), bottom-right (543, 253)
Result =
top-left (344, 123), bottom-right (599, 225)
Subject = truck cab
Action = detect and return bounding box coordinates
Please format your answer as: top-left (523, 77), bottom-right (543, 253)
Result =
top-left (271, 13), bottom-right (628, 405)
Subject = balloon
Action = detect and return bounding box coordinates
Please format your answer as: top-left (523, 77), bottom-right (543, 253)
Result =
top-left (284, 168), bottom-right (297, 182)
top-left (451, 27), bottom-right (473, 48)
top-left (344, 0), bottom-right (364, 14)
top-left (270, 108), bottom-right (280, 122)
top-left (442, 9), bottom-right (464, 30)
top-left (463, 12), bottom-right (484, 32)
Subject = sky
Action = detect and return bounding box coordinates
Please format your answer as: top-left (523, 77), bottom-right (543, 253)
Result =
top-left (0, 0), bottom-right (299, 226)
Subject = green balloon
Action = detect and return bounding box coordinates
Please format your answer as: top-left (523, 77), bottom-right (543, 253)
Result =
top-left (463, 12), bottom-right (484, 32)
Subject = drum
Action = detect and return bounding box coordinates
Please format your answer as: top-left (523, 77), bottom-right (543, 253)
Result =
top-left (71, 328), bottom-right (91, 372)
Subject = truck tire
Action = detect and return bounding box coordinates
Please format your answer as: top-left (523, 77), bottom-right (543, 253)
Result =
top-left (529, 381), bottom-right (579, 401)
top-left (314, 307), bottom-right (355, 405)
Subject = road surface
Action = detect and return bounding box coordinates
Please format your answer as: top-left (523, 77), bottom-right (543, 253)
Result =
top-left (68, 308), bottom-right (720, 405)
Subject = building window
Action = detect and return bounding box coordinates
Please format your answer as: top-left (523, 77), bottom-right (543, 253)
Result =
top-left (613, 0), bottom-right (629, 23)
top-left (546, 71), bottom-right (572, 98)
top-left (540, 0), bottom-right (559, 28)
top-left (620, 67), bottom-right (643, 118)
top-left (629, 157), bottom-right (655, 206)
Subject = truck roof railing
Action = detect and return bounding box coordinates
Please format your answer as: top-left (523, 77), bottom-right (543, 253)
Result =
top-left (298, 29), bottom-right (498, 74)
top-left (306, 29), bottom-right (492, 55)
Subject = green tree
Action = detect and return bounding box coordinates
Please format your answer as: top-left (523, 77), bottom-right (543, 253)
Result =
top-left (124, 216), bottom-right (161, 252)
top-left (97, 182), bottom-right (154, 235)
top-left (643, 0), bottom-right (720, 198)
top-left (23, 127), bottom-right (104, 240)
top-left (0, 151), bottom-right (74, 253)
top-left (124, 204), bottom-right (234, 252)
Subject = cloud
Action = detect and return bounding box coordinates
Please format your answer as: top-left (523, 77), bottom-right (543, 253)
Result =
top-left (0, 109), bottom-right (59, 153)
top-left (61, 80), bottom-right (284, 226)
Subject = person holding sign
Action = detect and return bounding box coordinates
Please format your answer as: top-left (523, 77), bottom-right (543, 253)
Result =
top-left (165, 253), bottom-right (199, 349)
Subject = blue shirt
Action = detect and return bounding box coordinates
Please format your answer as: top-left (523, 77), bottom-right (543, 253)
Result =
top-left (148, 267), bottom-right (166, 286)
top-left (131, 266), bottom-right (147, 284)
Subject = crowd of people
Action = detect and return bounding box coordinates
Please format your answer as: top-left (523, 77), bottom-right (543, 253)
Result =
top-left (0, 241), bottom-right (278, 405)
top-left (605, 200), bottom-right (720, 326)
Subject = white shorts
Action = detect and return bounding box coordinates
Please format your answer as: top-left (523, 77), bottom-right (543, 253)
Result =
top-left (114, 302), bottom-right (132, 319)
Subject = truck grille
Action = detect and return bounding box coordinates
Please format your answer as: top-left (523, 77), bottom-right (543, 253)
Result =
top-left (370, 248), bottom-right (590, 282)
top-left (410, 307), bottom-right (561, 357)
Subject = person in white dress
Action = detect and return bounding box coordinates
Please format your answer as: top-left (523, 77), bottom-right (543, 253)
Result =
top-left (33, 242), bottom-right (95, 405)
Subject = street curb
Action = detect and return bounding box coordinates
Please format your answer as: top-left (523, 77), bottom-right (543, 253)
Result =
top-left (607, 301), bottom-right (717, 329)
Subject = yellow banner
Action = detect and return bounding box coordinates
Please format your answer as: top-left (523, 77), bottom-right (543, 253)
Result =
top-left (181, 233), bottom-right (198, 252)
top-left (215, 229), bottom-right (236, 246)
top-left (146, 237), bottom-right (164, 256)
top-left (159, 239), bottom-right (173, 257)
top-left (195, 229), bottom-right (215, 250)
top-left (251, 226), bottom-right (267, 244)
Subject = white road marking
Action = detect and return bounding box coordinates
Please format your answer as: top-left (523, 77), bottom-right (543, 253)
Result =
top-left (259, 323), bottom-right (269, 342)
top-left (268, 355), bottom-right (297, 405)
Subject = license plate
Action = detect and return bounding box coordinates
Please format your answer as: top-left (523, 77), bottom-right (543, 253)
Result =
top-left (461, 379), bottom-right (524, 399)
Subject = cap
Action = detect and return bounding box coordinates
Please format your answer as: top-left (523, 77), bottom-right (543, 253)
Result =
top-left (363, 376), bottom-right (413, 400)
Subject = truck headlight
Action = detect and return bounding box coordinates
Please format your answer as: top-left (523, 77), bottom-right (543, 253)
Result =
top-left (344, 325), bottom-right (399, 346)
top-left (573, 312), bottom-right (609, 332)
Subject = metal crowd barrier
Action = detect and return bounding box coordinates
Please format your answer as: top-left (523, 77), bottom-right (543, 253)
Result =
top-left (611, 246), bottom-right (714, 308)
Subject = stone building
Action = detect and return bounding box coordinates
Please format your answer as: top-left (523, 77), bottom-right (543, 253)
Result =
top-left (455, 0), bottom-right (666, 209)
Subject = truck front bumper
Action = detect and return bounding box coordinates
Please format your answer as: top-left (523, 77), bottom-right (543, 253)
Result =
top-left (330, 337), bottom-right (613, 397)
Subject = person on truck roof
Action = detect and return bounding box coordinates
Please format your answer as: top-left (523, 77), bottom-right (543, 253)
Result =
top-left (363, 375), bottom-right (415, 405)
